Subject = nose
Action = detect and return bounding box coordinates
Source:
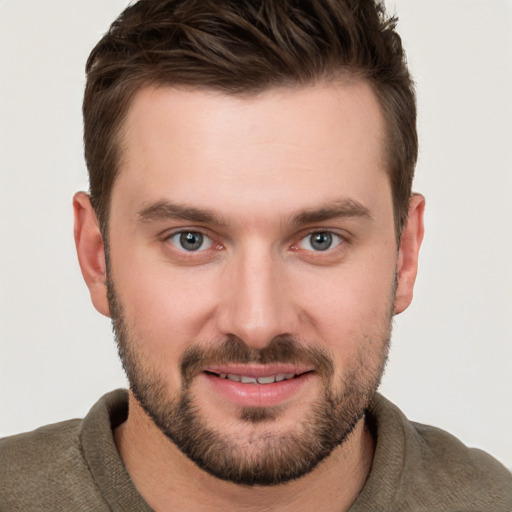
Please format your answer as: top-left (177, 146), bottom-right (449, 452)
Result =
top-left (216, 245), bottom-right (299, 349)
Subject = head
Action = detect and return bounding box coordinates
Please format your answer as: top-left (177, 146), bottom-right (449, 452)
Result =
top-left (75, 0), bottom-right (424, 487)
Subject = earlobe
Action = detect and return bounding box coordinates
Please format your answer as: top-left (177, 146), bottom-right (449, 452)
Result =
top-left (394, 193), bottom-right (425, 315)
top-left (73, 192), bottom-right (110, 317)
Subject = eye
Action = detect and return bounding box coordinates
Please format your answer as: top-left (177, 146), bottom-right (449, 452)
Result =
top-left (168, 231), bottom-right (213, 252)
top-left (298, 231), bottom-right (342, 252)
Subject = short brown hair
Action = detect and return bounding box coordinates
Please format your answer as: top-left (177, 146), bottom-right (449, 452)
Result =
top-left (84, 0), bottom-right (417, 236)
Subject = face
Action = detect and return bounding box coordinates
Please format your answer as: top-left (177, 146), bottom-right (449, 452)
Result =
top-left (82, 82), bottom-right (417, 485)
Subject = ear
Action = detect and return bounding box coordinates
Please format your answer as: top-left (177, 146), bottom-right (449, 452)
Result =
top-left (73, 192), bottom-right (110, 317)
top-left (394, 193), bottom-right (425, 315)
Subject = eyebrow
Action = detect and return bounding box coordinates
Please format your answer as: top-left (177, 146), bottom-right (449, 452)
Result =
top-left (138, 200), bottom-right (227, 226)
top-left (137, 198), bottom-right (371, 227)
top-left (289, 199), bottom-right (371, 226)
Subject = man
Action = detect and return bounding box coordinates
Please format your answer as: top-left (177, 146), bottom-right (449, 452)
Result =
top-left (1, 0), bottom-right (511, 510)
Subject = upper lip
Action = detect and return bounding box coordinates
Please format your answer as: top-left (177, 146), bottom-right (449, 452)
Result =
top-left (202, 364), bottom-right (313, 378)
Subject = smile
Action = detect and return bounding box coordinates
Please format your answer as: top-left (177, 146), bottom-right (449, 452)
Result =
top-left (205, 371), bottom-right (310, 384)
top-left (199, 367), bottom-right (315, 407)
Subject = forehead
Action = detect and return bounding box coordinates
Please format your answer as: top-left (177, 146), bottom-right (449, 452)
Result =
top-left (113, 82), bottom-right (390, 224)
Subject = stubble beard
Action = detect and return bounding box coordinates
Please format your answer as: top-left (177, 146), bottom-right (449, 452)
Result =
top-left (107, 276), bottom-right (392, 486)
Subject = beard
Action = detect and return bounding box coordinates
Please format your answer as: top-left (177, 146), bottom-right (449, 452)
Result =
top-left (107, 276), bottom-right (392, 486)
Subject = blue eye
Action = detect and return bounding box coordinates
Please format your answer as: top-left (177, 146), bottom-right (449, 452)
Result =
top-left (168, 231), bottom-right (212, 251)
top-left (298, 232), bottom-right (342, 251)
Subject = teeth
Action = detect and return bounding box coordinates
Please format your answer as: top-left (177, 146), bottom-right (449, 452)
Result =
top-left (240, 376), bottom-right (258, 384)
top-left (218, 372), bottom-right (298, 384)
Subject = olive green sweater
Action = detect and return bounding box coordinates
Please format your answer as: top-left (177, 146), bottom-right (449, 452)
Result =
top-left (1, 390), bottom-right (511, 511)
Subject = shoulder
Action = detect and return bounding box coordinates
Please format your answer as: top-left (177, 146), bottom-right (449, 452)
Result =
top-left (0, 419), bottom-right (109, 511)
top-left (1, 417), bottom-right (82, 458)
top-left (357, 394), bottom-right (512, 511)
top-left (1, 419), bottom-right (84, 485)
top-left (404, 420), bottom-right (512, 509)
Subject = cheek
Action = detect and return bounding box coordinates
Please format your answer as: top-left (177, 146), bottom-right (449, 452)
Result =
top-left (121, 269), bottom-right (218, 336)
top-left (295, 256), bottom-right (396, 346)
top-left (112, 267), bottom-right (222, 392)
top-left (109, 240), bottom-right (221, 364)
top-left (301, 271), bottom-right (394, 389)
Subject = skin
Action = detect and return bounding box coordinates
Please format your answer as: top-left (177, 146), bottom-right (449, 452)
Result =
top-left (74, 82), bottom-right (424, 512)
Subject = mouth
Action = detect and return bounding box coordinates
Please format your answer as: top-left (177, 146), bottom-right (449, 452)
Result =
top-left (204, 370), bottom-right (312, 384)
top-left (199, 365), bottom-right (316, 408)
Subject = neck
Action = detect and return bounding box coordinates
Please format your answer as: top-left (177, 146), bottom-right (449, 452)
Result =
top-left (115, 392), bottom-right (374, 512)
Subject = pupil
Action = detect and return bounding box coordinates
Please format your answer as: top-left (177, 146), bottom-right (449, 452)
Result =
top-left (311, 232), bottom-right (332, 251)
top-left (180, 232), bottom-right (203, 251)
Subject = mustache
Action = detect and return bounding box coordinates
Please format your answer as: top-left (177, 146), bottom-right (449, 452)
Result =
top-left (179, 335), bottom-right (334, 387)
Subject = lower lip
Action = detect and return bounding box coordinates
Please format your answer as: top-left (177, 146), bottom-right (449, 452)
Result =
top-left (201, 372), bottom-right (314, 408)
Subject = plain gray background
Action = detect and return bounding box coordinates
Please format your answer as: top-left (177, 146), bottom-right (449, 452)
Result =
top-left (1, 0), bottom-right (511, 467)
